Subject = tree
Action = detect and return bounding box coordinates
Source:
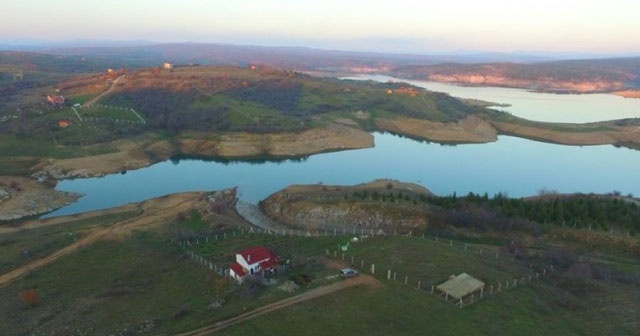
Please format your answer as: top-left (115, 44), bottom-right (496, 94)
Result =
top-left (20, 289), bottom-right (38, 308)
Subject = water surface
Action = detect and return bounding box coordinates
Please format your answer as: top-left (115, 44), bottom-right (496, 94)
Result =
top-left (48, 133), bottom-right (640, 217)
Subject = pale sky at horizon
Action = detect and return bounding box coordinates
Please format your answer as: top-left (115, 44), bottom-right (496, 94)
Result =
top-left (2, 0), bottom-right (639, 54)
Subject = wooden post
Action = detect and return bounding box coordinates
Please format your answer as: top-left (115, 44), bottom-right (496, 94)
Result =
top-left (506, 280), bottom-right (509, 289)
top-left (393, 272), bottom-right (397, 281)
top-left (360, 260), bottom-right (364, 268)
top-left (404, 276), bottom-right (408, 285)
top-left (431, 285), bottom-right (434, 294)
top-left (387, 270), bottom-right (391, 280)
top-left (418, 281), bottom-right (421, 290)
top-left (490, 285), bottom-right (493, 294)
top-left (371, 264), bottom-right (375, 275)
top-left (351, 256), bottom-right (354, 265)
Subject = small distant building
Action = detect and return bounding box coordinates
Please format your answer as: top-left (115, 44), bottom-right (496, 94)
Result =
top-left (47, 95), bottom-right (65, 106)
top-left (58, 120), bottom-right (70, 128)
top-left (229, 246), bottom-right (279, 283)
top-left (163, 62), bottom-right (173, 69)
top-left (436, 273), bottom-right (485, 307)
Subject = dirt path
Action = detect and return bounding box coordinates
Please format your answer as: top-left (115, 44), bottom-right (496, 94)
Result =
top-left (175, 274), bottom-right (380, 336)
top-left (0, 192), bottom-right (204, 288)
top-left (84, 75), bottom-right (124, 107)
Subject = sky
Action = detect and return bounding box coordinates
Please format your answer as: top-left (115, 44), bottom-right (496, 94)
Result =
top-left (2, 0), bottom-right (639, 55)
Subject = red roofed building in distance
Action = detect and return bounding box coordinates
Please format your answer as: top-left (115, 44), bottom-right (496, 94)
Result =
top-left (47, 95), bottom-right (65, 106)
top-left (229, 246), bottom-right (279, 283)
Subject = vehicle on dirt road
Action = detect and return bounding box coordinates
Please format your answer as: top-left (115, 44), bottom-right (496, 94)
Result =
top-left (339, 268), bottom-right (358, 278)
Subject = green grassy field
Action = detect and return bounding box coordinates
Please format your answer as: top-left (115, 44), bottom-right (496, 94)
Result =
top-left (0, 211), bottom-right (140, 275)
top-left (2, 214), bottom-right (637, 336)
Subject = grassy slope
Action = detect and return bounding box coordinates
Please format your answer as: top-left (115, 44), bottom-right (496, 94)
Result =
top-left (2, 214), bottom-right (638, 335)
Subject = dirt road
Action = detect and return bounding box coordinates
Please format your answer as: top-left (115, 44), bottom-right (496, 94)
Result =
top-left (84, 75), bottom-right (124, 107)
top-left (0, 192), bottom-right (204, 288)
top-left (175, 274), bottom-right (381, 336)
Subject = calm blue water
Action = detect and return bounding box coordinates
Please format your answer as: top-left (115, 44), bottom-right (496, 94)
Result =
top-left (47, 133), bottom-right (640, 217)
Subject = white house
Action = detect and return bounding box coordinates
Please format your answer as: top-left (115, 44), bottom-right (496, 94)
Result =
top-left (229, 246), bottom-right (279, 283)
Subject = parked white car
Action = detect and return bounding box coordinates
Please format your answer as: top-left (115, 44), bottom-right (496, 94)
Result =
top-left (339, 268), bottom-right (358, 278)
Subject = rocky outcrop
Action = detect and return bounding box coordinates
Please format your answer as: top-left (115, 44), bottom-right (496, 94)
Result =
top-left (0, 176), bottom-right (81, 221)
top-left (177, 124), bottom-right (374, 158)
top-left (376, 115), bottom-right (498, 144)
top-left (260, 180), bottom-right (433, 233)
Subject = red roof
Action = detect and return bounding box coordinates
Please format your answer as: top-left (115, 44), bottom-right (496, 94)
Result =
top-left (237, 246), bottom-right (279, 266)
top-left (229, 262), bottom-right (247, 277)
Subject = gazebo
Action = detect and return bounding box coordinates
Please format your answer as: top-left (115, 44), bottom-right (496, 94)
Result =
top-left (436, 273), bottom-right (485, 307)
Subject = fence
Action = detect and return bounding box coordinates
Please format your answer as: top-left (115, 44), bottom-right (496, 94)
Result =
top-left (177, 226), bottom-right (556, 307)
top-left (323, 232), bottom-right (556, 308)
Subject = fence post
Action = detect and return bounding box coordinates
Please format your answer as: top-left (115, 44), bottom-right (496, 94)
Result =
top-left (393, 272), bottom-right (397, 281)
top-left (418, 281), bottom-right (421, 290)
top-left (360, 260), bottom-right (364, 268)
top-left (371, 264), bottom-right (375, 275)
top-left (464, 244), bottom-right (468, 251)
top-left (431, 285), bottom-right (434, 294)
top-left (387, 270), bottom-right (391, 280)
top-left (351, 256), bottom-right (354, 265)
top-left (404, 276), bottom-right (408, 285)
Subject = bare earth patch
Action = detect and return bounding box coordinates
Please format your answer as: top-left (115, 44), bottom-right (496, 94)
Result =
top-left (376, 116), bottom-right (498, 143)
top-left (0, 176), bottom-right (80, 221)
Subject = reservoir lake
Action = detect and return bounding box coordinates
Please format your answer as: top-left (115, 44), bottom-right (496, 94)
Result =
top-left (47, 78), bottom-right (640, 217)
